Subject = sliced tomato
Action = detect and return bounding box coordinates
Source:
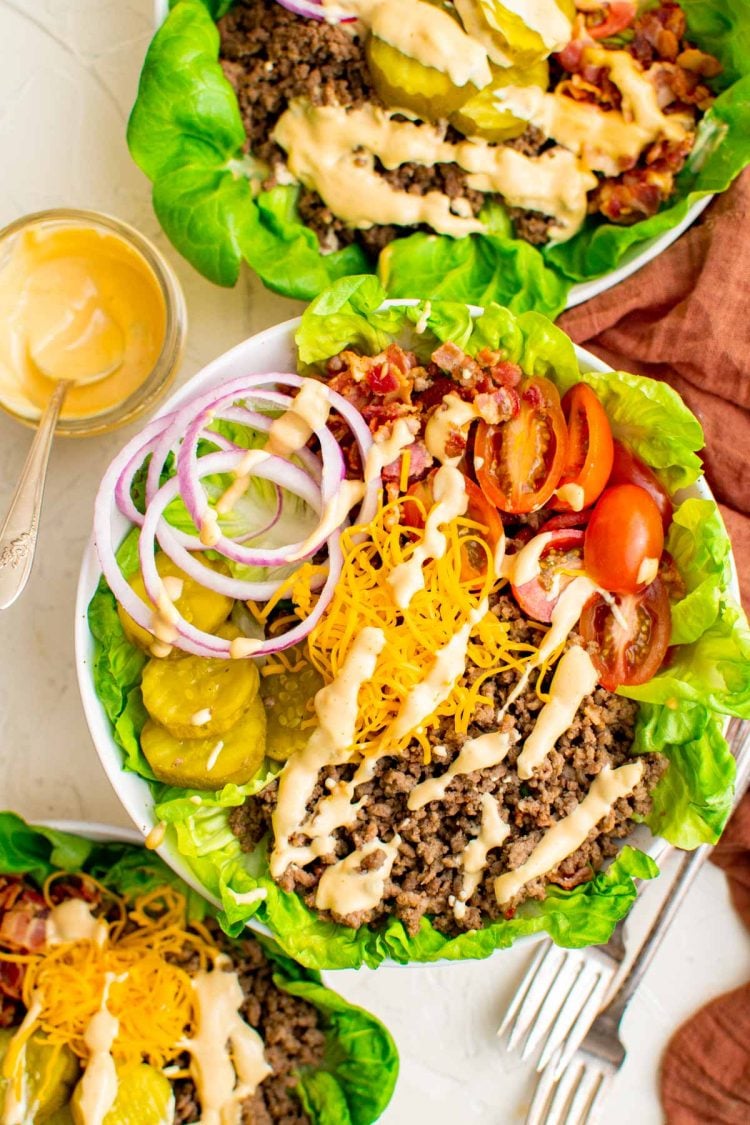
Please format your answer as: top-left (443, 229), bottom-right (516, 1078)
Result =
top-left (608, 440), bottom-right (673, 533)
top-left (588, 1), bottom-right (636, 39)
top-left (404, 470), bottom-right (504, 584)
top-left (580, 578), bottom-right (671, 690)
top-left (554, 383), bottom-right (614, 512)
top-left (475, 377), bottom-right (567, 514)
top-left (584, 484), bottom-right (665, 595)
top-left (511, 529), bottom-right (585, 623)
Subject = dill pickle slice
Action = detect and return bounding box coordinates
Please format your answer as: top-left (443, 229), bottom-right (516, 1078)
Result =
top-left (260, 653), bottom-right (324, 762)
top-left (366, 36), bottom-right (478, 122)
top-left (141, 696), bottom-right (267, 789)
top-left (455, 1), bottom-right (572, 67)
top-left (117, 552), bottom-right (233, 653)
top-left (451, 58), bottom-right (549, 141)
top-left (70, 1064), bottom-right (173, 1125)
top-left (141, 626), bottom-right (260, 740)
top-left (0, 1029), bottom-right (79, 1121)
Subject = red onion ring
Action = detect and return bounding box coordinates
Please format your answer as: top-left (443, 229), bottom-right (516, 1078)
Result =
top-left (272, 0), bottom-right (352, 22)
top-left (95, 372), bottom-right (377, 658)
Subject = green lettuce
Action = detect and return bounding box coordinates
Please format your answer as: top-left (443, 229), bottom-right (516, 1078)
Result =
top-left (130, 0), bottom-right (750, 311)
top-left (0, 813), bottom-right (398, 1125)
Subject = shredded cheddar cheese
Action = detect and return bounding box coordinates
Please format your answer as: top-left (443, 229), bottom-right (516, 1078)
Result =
top-left (0, 887), bottom-right (219, 1078)
top-left (293, 497), bottom-right (540, 761)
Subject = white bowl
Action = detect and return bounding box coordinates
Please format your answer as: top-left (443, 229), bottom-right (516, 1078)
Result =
top-left (74, 313), bottom-right (730, 953)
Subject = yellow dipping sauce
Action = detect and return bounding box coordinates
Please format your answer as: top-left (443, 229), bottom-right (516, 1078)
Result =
top-left (0, 223), bottom-right (168, 422)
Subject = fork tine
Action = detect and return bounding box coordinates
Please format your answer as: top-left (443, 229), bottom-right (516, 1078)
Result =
top-left (536, 962), bottom-right (607, 1073)
top-left (521, 953), bottom-right (584, 1061)
top-left (526, 1053), bottom-right (559, 1125)
top-left (581, 1071), bottom-right (613, 1125)
top-left (561, 1064), bottom-right (603, 1125)
top-left (544, 1056), bottom-right (586, 1125)
top-left (506, 944), bottom-right (566, 1051)
top-left (552, 971), bottom-right (612, 1080)
top-left (498, 940), bottom-right (551, 1038)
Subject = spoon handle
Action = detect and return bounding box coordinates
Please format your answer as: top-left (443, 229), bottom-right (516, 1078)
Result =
top-left (0, 380), bottom-right (70, 609)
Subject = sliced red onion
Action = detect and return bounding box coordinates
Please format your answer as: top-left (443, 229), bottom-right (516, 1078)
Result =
top-left (95, 371), bottom-right (377, 658)
top-left (273, 0), bottom-right (351, 22)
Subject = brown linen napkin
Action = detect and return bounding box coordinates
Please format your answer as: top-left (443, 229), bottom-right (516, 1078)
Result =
top-left (659, 796), bottom-right (750, 1123)
top-left (558, 167), bottom-right (750, 610)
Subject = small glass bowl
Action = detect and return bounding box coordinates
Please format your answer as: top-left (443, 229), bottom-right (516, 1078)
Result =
top-left (0, 209), bottom-right (187, 437)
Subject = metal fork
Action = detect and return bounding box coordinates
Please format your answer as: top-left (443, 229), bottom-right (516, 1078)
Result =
top-left (526, 716), bottom-right (750, 1125)
top-left (499, 716), bottom-right (750, 1082)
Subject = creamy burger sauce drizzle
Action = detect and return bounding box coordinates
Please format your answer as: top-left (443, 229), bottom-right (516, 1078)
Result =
top-left (407, 730), bottom-right (512, 810)
top-left (424, 393), bottom-right (481, 467)
top-left (182, 969), bottom-right (271, 1125)
top-left (454, 793), bottom-right (511, 919)
top-left (495, 48), bottom-right (691, 178)
top-left (494, 760), bottom-right (645, 905)
top-left (325, 0), bottom-right (491, 89)
top-left (454, 0), bottom-right (572, 64)
top-left (273, 101), bottom-right (596, 242)
top-left (387, 464), bottom-right (468, 607)
top-left (315, 835), bottom-right (402, 915)
top-left (516, 645), bottom-right (599, 780)
top-left (77, 973), bottom-right (124, 1125)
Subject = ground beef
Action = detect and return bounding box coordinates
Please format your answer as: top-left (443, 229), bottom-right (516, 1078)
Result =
top-left (217, 0), bottom-right (559, 255)
top-left (172, 923), bottom-right (325, 1125)
top-left (232, 594), bottom-right (665, 938)
top-left (218, 0), bottom-right (375, 165)
top-left (506, 207), bottom-right (556, 245)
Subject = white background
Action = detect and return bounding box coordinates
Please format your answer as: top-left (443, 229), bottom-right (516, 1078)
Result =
top-left (0, 3), bottom-right (747, 1122)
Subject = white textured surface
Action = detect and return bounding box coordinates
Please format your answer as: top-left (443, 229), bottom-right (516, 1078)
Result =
top-left (0, 4), bottom-right (747, 1123)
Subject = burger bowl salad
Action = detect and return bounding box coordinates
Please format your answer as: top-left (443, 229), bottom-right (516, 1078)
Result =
top-left (82, 277), bottom-right (750, 969)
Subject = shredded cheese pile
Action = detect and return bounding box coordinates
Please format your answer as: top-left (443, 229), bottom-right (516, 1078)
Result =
top-left (291, 498), bottom-right (542, 761)
top-left (0, 886), bottom-right (219, 1076)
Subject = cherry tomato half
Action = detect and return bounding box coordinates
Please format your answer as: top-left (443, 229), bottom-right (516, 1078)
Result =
top-left (475, 377), bottom-right (567, 514)
top-left (580, 578), bottom-right (671, 690)
top-left (608, 440), bottom-right (673, 534)
top-left (512, 529), bottom-right (585, 623)
top-left (554, 383), bottom-right (614, 512)
top-left (584, 484), bottom-right (665, 595)
top-left (588, 1), bottom-right (636, 39)
top-left (404, 470), bottom-right (504, 584)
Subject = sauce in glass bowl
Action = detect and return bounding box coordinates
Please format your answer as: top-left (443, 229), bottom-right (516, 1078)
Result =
top-left (0, 210), bottom-right (186, 436)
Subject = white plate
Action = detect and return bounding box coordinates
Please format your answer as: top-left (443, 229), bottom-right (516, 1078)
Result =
top-left (74, 310), bottom-right (732, 962)
top-left (151, 0), bottom-right (712, 312)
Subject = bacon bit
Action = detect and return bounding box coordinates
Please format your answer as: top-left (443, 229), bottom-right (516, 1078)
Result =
top-left (432, 341), bottom-right (482, 381)
top-left (365, 362), bottom-right (400, 395)
top-left (0, 898), bottom-right (49, 952)
top-left (0, 961), bottom-right (24, 1001)
top-left (475, 388), bottom-right (520, 425)
top-left (676, 47), bottom-right (723, 78)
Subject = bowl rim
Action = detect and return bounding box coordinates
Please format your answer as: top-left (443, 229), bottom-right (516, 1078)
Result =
top-left (74, 308), bottom-right (737, 960)
top-left (0, 208), bottom-right (187, 438)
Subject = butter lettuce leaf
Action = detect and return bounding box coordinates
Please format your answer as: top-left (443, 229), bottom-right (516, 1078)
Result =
top-left (0, 815), bottom-right (398, 1125)
top-left (128, 0), bottom-right (366, 293)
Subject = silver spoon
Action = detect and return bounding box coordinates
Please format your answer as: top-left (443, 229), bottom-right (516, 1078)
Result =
top-left (0, 330), bottom-right (123, 609)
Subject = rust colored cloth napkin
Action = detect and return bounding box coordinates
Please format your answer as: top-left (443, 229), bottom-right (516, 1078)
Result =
top-left (558, 167), bottom-right (750, 609)
top-left (558, 171), bottom-right (750, 1121)
top-left (658, 798), bottom-right (750, 1123)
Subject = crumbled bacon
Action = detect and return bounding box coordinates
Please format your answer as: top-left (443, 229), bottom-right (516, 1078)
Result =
top-left (431, 341), bottom-right (483, 382)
